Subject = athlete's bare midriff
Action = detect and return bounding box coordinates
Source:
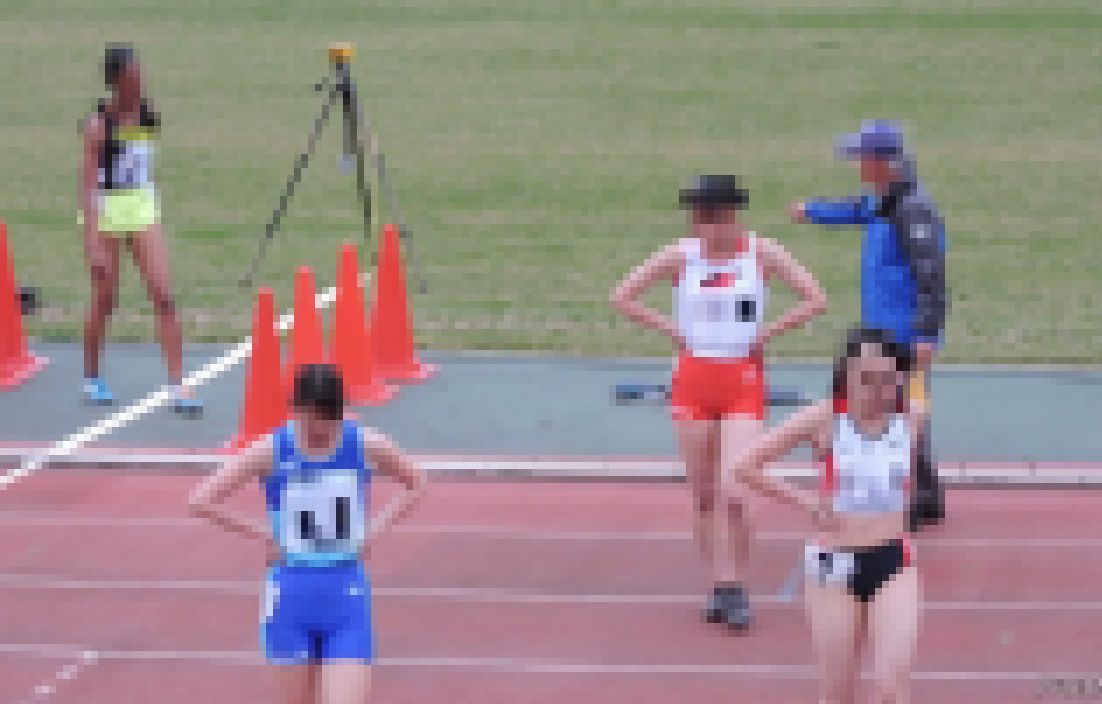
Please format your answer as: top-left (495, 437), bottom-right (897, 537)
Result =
top-left (816, 511), bottom-right (908, 551)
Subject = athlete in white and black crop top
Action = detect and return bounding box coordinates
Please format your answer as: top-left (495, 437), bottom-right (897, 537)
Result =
top-left (732, 327), bottom-right (923, 704)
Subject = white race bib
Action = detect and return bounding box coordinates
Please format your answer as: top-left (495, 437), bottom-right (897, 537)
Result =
top-left (279, 470), bottom-right (365, 558)
top-left (839, 457), bottom-right (896, 509)
top-left (805, 544), bottom-right (855, 585)
top-left (115, 141), bottom-right (153, 188)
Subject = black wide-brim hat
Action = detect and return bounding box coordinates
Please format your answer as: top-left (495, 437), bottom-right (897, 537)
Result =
top-left (678, 175), bottom-right (749, 209)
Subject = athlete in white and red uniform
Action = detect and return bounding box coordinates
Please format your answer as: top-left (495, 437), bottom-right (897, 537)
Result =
top-left (734, 327), bottom-right (922, 704)
top-left (610, 175), bottom-right (826, 629)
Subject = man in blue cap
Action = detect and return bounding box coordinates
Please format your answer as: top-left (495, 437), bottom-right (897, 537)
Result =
top-left (790, 119), bottom-right (948, 531)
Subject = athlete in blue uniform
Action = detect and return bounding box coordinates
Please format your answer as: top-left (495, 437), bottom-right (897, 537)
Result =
top-left (190, 364), bottom-right (427, 703)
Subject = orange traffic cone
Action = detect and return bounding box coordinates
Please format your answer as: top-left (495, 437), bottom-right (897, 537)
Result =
top-left (227, 288), bottom-right (287, 452)
top-left (329, 243), bottom-right (396, 405)
top-left (370, 224), bottom-right (437, 382)
top-left (286, 266), bottom-right (326, 394)
top-left (0, 220), bottom-right (47, 389)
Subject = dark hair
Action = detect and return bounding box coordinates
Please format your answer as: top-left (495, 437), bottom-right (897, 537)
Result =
top-left (292, 363), bottom-right (344, 421)
top-left (830, 327), bottom-right (912, 408)
top-left (104, 43), bottom-right (137, 89)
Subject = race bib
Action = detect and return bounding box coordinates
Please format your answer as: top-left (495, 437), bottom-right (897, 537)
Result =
top-left (115, 142), bottom-right (152, 188)
top-left (839, 457), bottom-right (900, 510)
top-left (698, 296), bottom-right (756, 324)
top-left (279, 470), bottom-right (365, 558)
top-left (704, 299), bottom-right (728, 323)
top-left (805, 544), bottom-right (855, 585)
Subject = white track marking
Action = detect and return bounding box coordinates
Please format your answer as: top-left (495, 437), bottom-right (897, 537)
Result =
top-left (0, 284), bottom-right (341, 490)
top-left (14, 650), bottom-right (97, 704)
top-left (4, 514), bottom-right (1102, 548)
top-left (3, 515), bottom-right (1102, 548)
top-left (0, 643), bottom-right (1092, 682)
top-left (0, 576), bottom-right (1098, 611)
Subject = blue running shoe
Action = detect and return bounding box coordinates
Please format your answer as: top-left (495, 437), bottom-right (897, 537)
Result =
top-left (83, 378), bottom-right (115, 406)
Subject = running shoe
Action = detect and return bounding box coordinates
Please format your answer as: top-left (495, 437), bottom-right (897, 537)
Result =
top-left (83, 377), bottom-right (116, 406)
top-left (721, 584), bottom-right (753, 631)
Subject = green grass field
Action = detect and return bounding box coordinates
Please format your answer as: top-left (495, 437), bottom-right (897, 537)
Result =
top-left (2, 0), bottom-right (1099, 362)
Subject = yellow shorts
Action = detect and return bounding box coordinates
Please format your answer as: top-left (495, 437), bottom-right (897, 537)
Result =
top-left (78, 189), bottom-right (160, 233)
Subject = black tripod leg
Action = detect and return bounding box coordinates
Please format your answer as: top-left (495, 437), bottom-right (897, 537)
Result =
top-left (239, 80), bottom-right (341, 290)
top-left (339, 69), bottom-right (373, 262)
top-left (343, 72), bottom-right (427, 294)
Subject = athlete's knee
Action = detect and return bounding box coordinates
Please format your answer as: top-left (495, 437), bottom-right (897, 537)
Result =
top-left (151, 289), bottom-right (176, 317)
top-left (695, 489), bottom-right (716, 514)
top-left (719, 483), bottom-right (749, 515)
top-left (91, 287), bottom-right (117, 315)
top-left (872, 672), bottom-right (909, 703)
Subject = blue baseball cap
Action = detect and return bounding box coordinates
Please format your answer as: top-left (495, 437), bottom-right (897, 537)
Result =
top-left (835, 120), bottom-right (906, 160)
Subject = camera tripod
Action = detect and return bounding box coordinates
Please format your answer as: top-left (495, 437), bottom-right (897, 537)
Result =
top-left (240, 43), bottom-right (424, 294)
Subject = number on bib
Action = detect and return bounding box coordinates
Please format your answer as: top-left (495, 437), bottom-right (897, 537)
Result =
top-left (115, 144), bottom-right (151, 188)
top-left (705, 300), bottom-right (727, 322)
top-left (805, 546), bottom-right (855, 585)
top-left (279, 471), bottom-right (365, 558)
top-left (737, 298), bottom-right (756, 322)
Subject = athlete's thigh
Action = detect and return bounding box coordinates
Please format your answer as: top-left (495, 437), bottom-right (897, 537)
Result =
top-left (262, 568), bottom-right (314, 664)
top-left (868, 565), bottom-right (920, 684)
top-left (674, 418), bottom-right (720, 501)
top-left (126, 224), bottom-right (176, 301)
top-left (805, 581), bottom-right (865, 691)
top-left (321, 663), bottom-right (372, 704)
top-left (321, 568), bottom-right (375, 662)
top-left (274, 664), bottom-right (319, 704)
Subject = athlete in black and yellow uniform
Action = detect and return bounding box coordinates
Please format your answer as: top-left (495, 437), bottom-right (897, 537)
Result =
top-left (79, 44), bottom-right (200, 414)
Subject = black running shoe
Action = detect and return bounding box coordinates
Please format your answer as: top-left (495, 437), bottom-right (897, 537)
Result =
top-left (704, 587), bottom-right (726, 624)
top-left (722, 585), bottom-right (752, 631)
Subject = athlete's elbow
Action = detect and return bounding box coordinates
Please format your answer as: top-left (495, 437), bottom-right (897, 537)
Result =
top-left (808, 294), bottom-right (828, 317)
top-left (406, 466), bottom-right (429, 496)
top-left (608, 289), bottom-right (626, 312)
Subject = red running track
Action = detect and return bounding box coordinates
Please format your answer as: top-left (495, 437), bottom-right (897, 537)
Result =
top-left (0, 475), bottom-right (1100, 703)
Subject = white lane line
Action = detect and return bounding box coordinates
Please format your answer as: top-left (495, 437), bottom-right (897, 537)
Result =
top-left (2, 515), bottom-right (1101, 548)
top-left (0, 576), bottom-right (1098, 611)
top-left (15, 650), bottom-right (97, 704)
top-left (0, 283), bottom-right (341, 491)
top-left (0, 644), bottom-right (1092, 682)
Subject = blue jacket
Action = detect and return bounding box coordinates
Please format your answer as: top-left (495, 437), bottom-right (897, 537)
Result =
top-left (805, 172), bottom-right (948, 348)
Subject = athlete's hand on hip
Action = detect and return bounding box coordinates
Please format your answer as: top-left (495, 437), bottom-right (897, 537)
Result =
top-left (809, 496), bottom-right (839, 533)
top-left (264, 538), bottom-right (281, 567)
top-left (749, 336), bottom-right (767, 359)
top-left (672, 332), bottom-right (689, 354)
top-left (788, 201), bottom-right (807, 224)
